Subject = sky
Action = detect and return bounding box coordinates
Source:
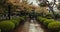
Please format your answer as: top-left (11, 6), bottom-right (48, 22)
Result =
top-left (28, 0), bottom-right (59, 6)
top-left (28, 0), bottom-right (39, 6)
top-left (27, 0), bottom-right (60, 12)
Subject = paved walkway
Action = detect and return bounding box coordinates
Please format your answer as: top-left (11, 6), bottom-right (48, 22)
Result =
top-left (29, 19), bottom-right (44, 32)
top-left (13, 19), bottom-right (48, 32)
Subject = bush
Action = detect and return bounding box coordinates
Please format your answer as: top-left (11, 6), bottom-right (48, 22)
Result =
top-left (10, 20), bottom-right (20, 26)
top-left (10, 16), bottom-right (25, 26)
top-left (20, 16), bottom-right (25, 21)
top-left (37, 17), bottom-right (42, 21)
top-left (37, 17), bottom-right (47, 23)
top-left (11, 16), bottom-right (25, 21)
top-left (40, 18), bottom-right (47, 23)
top-left (48, 22), bottom-right (60, 31)
top-left (46, 16), bottom-right (52, 19)
top-left (43, 19), bottom-right (55, 26)
top-left (0, 21), bottom-right (15, 32)
top-left (11, 17), bottom-right (20, 21)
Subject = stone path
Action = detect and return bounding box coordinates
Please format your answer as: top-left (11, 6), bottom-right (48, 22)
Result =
top-left (29, 19), bottom-right (44, 32)
top-left (13, 19), bottom-right (48, 32)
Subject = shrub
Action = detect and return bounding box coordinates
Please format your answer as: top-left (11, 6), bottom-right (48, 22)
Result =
top-left (0, 21), bottom-right (15, 32)
top-left (11, 16), bottom-right (20, 21)
top-left (10, 20), bottom-right (20, 26)
top-left (40, 18), bottom-right (47, 23)
top-left (8, 16), bottom-right (20, 26)
top-left (11, 16), bottom-right (25, 21)
top-left (37, 17), bottom-right (48, 23)
top-left (48, 22), bottom-right (60, 31)
top-left (46, 16), bottom-right (52, 19)
top-left (10, 16), bottom-right (25, 26)
top-left (37, 17), bottom-right (42, 21)
top-left (43, 19), bottom-right (55, 26)
top-left (20, 16), bottom-right (25, 21)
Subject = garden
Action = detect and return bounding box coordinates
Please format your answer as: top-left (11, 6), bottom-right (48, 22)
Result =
top-left (0, 0), bottom-right (60, 32)
top-left (37, 16), bottom-right (60, 32)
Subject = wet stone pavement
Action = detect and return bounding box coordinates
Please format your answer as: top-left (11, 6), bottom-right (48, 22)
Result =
top-left (13, 19), bottom-right (48, 32)
top-left (29, 20), bottom-right (44, 32)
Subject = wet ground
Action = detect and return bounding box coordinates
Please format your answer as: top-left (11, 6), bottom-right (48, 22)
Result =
top-left (13, 19), bottom-right (48, 32)
top-left (29, 19), bottom-right (44, 32)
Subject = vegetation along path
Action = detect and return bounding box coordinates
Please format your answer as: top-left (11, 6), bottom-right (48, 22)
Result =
top-left (13, 18), bottom-right (48, 32)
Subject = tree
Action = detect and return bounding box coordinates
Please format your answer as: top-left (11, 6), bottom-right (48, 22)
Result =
top-left (0, 0), bottom-right (19, 20)
top-left (38, 0), bottom-right (57, 19)
top-left (57, 3), bottom-right (60, 10)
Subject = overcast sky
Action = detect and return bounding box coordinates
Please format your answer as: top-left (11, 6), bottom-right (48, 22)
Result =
top-left (28, 0), bottom-right (38, 6)
top-left (28, 0), bottom-right (59, 6)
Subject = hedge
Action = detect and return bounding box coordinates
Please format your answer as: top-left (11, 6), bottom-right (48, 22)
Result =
top-left (48, 22), bottom-right (60, 32)
top-left (40, 18), bottom-right (47, 23)
top-left (11, 16), bottom-right (25, 21)
top-left (10, 20), bottom-right (20, 26)
top-left (19, 16), bottom-right (25, 21)
top-left (10, 16), bottom-right (25, 26)
top-left (43, 19), bottom-right (55, 26)
top-left (37, 17), bottom-right (47, 23)
top-left (37, 17), bottom-right (55, 26)
top-left (0, 16), bottom-right (25, 32)
top-left (0, 21), bottom-right (15, 32)
top-left (11, 17), bottom-right (20, 21)
top-left (37, 16), bottom-right (60, 32)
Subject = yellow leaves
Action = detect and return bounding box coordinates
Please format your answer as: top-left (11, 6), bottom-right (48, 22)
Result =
top-left (35, 6), bottom-right (48, 14)
top-left (8, 0), bottom-right (20, 5)
top-left (7, 0), bottom-right (49, 14)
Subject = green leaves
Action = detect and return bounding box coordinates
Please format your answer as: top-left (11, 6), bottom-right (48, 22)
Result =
top-left (0, 21), bottom-right (15, 32)
top-left (48, 22), bottom-right (60, 31)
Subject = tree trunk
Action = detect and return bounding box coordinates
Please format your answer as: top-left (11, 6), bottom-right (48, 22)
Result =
top-left (8, 5), bottom-right (11, 20)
